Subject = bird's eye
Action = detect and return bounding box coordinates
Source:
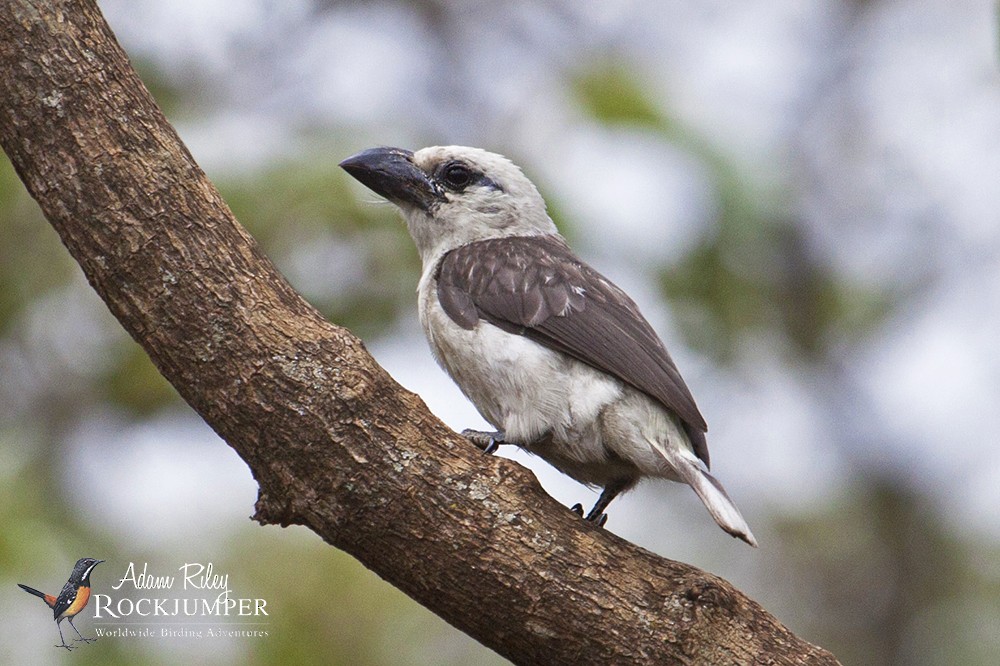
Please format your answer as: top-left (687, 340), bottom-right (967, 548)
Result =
top-left (441, 163), bottom-right (474, 190)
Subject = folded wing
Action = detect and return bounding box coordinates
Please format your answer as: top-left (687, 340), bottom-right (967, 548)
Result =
top-left (435, 235), bottom-right (710, 466)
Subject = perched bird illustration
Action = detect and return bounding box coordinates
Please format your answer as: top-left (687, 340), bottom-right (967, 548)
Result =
top-left (18, 557), bottom-right (104, 650)
top-left (341, 145), bottom-right (756, 546)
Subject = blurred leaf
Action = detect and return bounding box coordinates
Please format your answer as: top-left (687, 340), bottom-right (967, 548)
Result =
top-left (0, 156), bottom-right (78, 335)
top-left (572, 63), bottom-right (665, 129)
top-left (132, 58), bottom-right (188, 119)
top-left (572, 61), bottom-right (894, 364)
top-left (231, 528), bottom-right (510, 666)
top-left (661, 218), bottom-right (895, 363)
top-left (101, 342), bottom-right (179, 415)
top-left (220, 157), bottom-right (419, 339)
top-left (774, 476), bottom-right (1000, 666)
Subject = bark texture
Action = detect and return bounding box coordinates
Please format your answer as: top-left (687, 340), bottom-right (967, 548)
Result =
top-left (0, 1), bottom-right (840, 664)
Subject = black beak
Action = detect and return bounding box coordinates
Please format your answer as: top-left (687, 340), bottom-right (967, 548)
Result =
top-left (340, 147), bottom-right (444, 212)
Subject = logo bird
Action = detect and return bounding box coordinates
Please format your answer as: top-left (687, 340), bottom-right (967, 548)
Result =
top-left (19, 557), bottom-right (104, 650)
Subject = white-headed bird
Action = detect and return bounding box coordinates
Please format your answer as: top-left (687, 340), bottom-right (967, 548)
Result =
top-left (341, 146), bottom-right (756, 546)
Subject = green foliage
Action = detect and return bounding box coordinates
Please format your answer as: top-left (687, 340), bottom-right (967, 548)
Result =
top-left (132, 58), bottom-right (189, 120)
top-left (0, 158), bottom-right (78, 335)
top-left (572, 62), bottom-right (893, 364)
top-left (660, 218), bottom-right (895, 363)
top-left (100, 342), bottom-right (179, 415)
top-left (775, 477), bottom-right (1000, 666)
top-left (240, 530), bottom-right (509, 666)
top-left (219, 157), bottom-right (418, 340)
top-left (572, 63), bottom-right (665, 129)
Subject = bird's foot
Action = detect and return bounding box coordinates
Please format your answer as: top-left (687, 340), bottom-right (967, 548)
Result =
top-left (74, 637), bottom-right (97, 644)
top-left (586, 507), bottom-right (609, 528)
top-left (461, 429), bottom-right (505, 455)
top-left (570, 503), bottom-right (608, 527)
top-left (56, 643), bottom-right (74, 651)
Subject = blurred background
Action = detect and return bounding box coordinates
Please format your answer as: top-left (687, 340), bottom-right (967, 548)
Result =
top-left (2, 1), bottom-right (999, 664)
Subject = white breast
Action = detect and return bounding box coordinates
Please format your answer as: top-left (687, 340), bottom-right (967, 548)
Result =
top-left (416, 265), bottom-right (622, 461)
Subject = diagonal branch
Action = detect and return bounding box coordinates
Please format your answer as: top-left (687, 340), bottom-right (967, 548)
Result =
top-left (0, 1), bottom-right (839, 663)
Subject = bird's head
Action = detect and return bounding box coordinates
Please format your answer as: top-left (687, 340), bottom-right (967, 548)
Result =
top-left (340, 146), bottom-right (557, 263)
top-left (72, 558), bottom-right (104, 581)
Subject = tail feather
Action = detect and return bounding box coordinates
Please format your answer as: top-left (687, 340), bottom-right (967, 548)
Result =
top-left (685, 467), bottom-right (758, 547)
top-left (648, 436), bottom-right (758, 547)
top-left (17, 583), bottom-right (46, 599)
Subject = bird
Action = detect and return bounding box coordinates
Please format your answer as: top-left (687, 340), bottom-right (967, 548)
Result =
top-left (340, 145), bottom-right (756, 546)
top-left (18, 557), bottom-right (104, 650)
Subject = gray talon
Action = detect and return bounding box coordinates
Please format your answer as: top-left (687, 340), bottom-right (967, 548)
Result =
top-left (461, 429), bottom-right (505, 454)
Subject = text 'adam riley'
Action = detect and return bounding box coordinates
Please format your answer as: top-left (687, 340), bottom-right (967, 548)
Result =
top-left (93, 562), bottom-right (268, 619)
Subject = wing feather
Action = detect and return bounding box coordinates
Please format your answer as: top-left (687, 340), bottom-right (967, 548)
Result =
top-left (52, 580), bottom-right (77, 619)
top-left (436, 235), bottom-right (710, 464)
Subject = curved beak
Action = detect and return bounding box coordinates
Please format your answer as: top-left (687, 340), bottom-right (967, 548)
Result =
top-left (340, 147), bottom-right (444, 212)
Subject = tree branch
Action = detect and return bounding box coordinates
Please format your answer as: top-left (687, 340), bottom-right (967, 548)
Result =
top-left (0, 1), bottom-right (839, 663)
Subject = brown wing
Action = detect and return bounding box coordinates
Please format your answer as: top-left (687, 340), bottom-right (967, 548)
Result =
top-left (435, 235), bottom-right (710, 465)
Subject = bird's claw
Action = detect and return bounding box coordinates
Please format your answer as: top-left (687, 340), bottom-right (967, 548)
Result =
top-left (570, 503), bottom-right (608, 527)
top-left (461, 429), bottom-right (505, 455)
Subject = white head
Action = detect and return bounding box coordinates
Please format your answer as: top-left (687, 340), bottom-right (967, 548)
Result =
top-left (341, 146), bottom-right (558, 263)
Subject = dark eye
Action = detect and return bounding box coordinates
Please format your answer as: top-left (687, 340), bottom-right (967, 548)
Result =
top-left (441, 163), bottom-right (474, 190)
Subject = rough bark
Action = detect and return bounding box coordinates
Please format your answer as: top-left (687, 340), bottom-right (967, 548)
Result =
top-left (0, 1), bottom-right (840, 664)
